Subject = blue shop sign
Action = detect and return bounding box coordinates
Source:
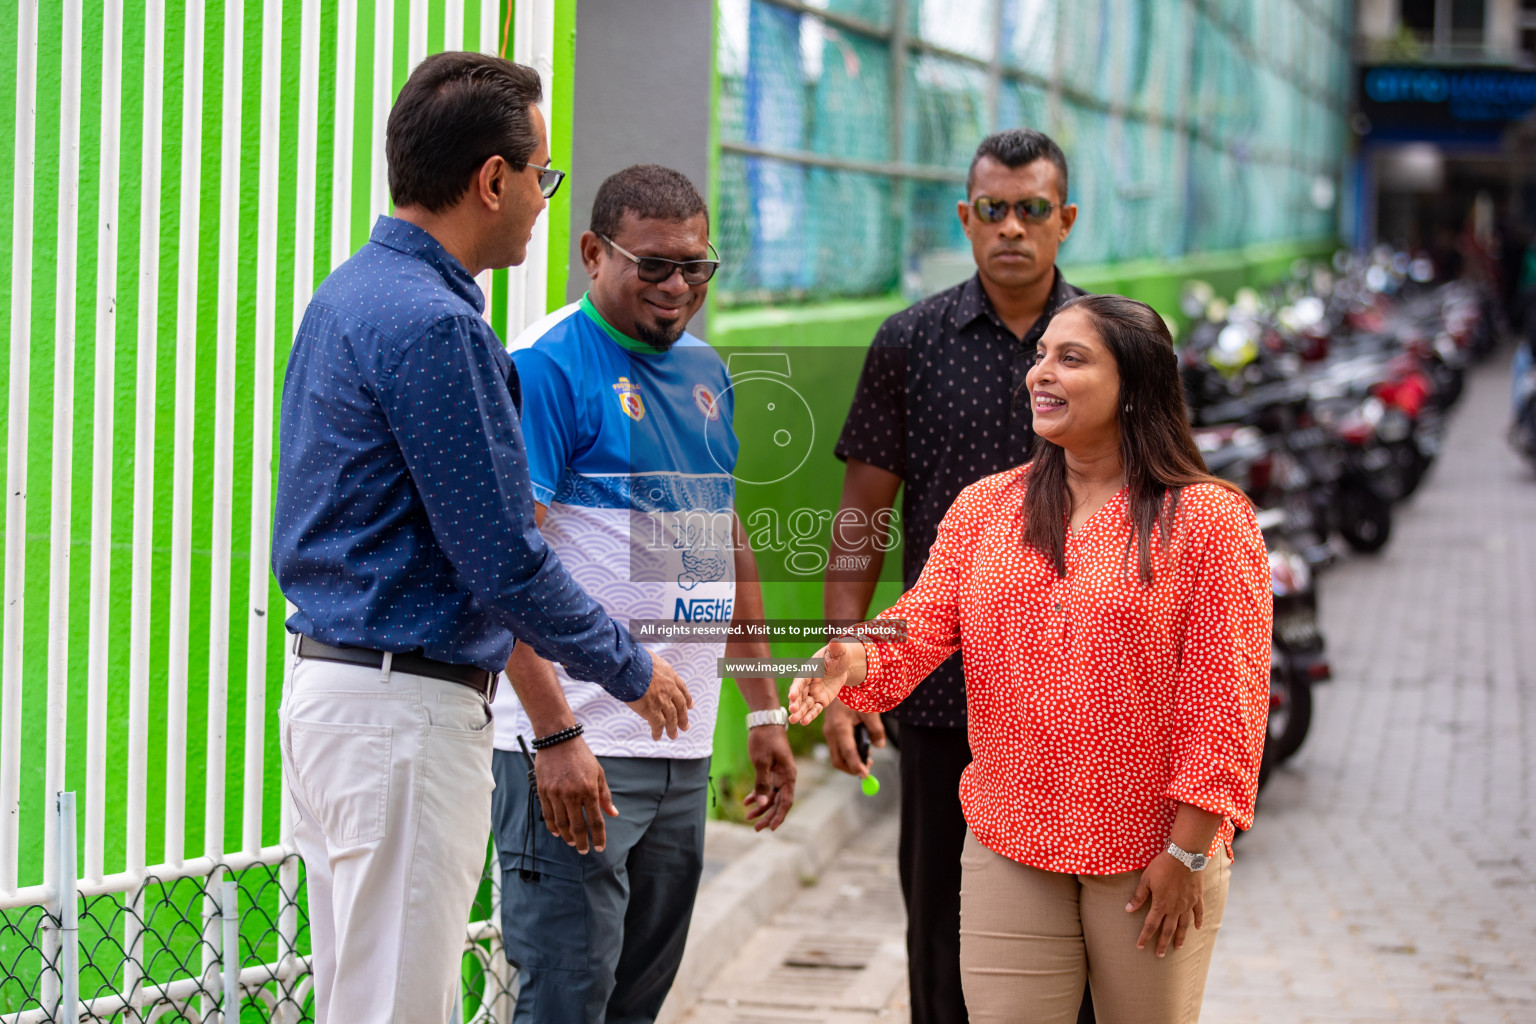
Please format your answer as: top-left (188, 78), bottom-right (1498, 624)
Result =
top-left (1359, 65), bottom-right (1536, 130)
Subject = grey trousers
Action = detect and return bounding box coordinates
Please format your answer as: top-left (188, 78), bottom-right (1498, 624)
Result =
top-left (492, 751), bottom-right (711, 1024)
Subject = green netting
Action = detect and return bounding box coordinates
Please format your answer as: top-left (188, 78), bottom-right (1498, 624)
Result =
top-left (717, 0), bottom-right (1352, 306)
top-left (905, 55), bottom-right (990, 167)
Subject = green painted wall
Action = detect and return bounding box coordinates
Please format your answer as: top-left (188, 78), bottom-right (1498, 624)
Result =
top-left (0, 0), bottom-right (569, 894)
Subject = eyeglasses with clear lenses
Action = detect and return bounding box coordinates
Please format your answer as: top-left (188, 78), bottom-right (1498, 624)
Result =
top-left (972, 196), bottom-right (1057, 224)
top-left (526, 161), bottom-right (566, 199)
top-left (600, 235), bottom-right (721, 285)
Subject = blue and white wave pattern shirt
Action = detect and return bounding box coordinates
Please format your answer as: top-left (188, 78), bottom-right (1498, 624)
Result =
top-left (490, 295), bottom-right (739, 759)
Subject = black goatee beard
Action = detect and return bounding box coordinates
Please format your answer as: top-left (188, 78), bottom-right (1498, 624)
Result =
top-left (635, 318), bottom-right (685, 352)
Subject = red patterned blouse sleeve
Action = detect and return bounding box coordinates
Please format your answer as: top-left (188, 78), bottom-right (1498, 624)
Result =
top-left (839, 477), bottom-right (993, 715)
top-left (1165, 486), bottom-right (1274, 831)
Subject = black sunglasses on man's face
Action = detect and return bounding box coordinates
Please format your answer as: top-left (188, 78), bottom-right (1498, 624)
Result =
top-left (600, 235), bottom-right (721, 285)
top-left (971, 196), bottom-right (1057, 224)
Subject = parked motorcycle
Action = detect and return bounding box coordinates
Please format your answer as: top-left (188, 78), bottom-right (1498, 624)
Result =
top-left (1258, 507), bottom-right (1331, 777)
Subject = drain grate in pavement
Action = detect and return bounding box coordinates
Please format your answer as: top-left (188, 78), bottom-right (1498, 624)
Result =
top-left (698, 926), bottom-right (907, 1012)
top-left (775, 862), bottom-right (905, 930)
top-left (778, 934), bottom-right (878, 971)
top-left (682, 1009), bottom-right (897, 1024)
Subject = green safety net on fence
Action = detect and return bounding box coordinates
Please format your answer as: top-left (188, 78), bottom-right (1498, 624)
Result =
top-left (715, 0), bottom-right (1351, 306)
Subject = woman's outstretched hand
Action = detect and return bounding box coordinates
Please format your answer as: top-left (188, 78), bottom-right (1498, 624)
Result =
top-left (788, 639), bottom-right (857, 725)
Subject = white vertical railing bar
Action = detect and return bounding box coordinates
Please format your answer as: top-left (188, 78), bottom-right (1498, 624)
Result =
top-left (371, 0), bottom-right (395, 223)
top-left (444, 0), bottom-right (464, 51)
top-left (330, 0), bottom-right (358, 269)
top-left (506, 0), bottom-right (555, 334)
top-left (0, 0), bottom-right (39, 897)
top-left (84, 0), bottom-right (125, 888)
top-left (56, 792), bottom-right (79, 1023)
top-left (276, 608), bottom-right (299, 1024)
top-left (128, 0), bottom-right (166, 884)
top-left (166, 0), bottom-right (207, 869)
top-left (490, 861), bottom-right (514, 1021)
top-left (293, 0), bottom-right (322, 319)
top-left (408, 0), bottom-right (428, 74)
top-left (125, 4), bottom-right (166, 1011)
top-left (45, 0), bottom-right (84, 900)
top-left (476, 0), bottom-right (500, 329)
top-left (221, 878), bottom-right (240, 1020)
top-left (206, 0), bottom-right (245, 867)
top-left (244, 0), bottom-right (285, 856)
top-left (203, 6), bottom-right (244, 1016)
top-left (478, 267), bottom-right (494, 328)
top-left (481, 0), bottom-right (499, 55)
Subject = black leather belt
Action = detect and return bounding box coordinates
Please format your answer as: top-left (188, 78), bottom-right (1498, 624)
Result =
top-left (295, 635), bottom-right (498, 702)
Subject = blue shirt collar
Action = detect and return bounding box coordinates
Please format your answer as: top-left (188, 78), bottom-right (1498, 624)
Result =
top-left (368, 215), bottom-right (486, 314)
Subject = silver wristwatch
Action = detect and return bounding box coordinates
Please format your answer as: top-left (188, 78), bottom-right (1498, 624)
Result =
top-left (745, 707), bottom-right (789, 729)
top-left (1165, 841), bottom-right (1210, 872)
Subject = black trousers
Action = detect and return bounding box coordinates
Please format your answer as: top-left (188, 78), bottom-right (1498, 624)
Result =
top-left (896, 721), bottom-right (973, 1024)
top-left (895, 721), bottom-right (1095, 1024)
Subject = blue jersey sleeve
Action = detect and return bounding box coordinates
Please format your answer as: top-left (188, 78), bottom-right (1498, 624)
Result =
top-left (509, 346), bottom-right (582, 506)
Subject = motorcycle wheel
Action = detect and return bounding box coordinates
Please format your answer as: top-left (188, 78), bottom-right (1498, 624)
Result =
top-left (1392, 439), bottom-right (1428, 498)
top-left (1514, 393), bottom-right (1536, 468)
top-left (1337, 481), bottom-right (1393, 553)
top-left (1266, 653), bottom-right (1313, 764)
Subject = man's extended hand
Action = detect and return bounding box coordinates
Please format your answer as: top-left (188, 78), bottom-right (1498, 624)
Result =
top-left (625, 654), bottom-right (693, 739)
top-left (823, 700), bottom-right (885, 778)
top-left (744, 726), bottom-right (797, 831)
top-left (535, 736), bottom-right (617, 855)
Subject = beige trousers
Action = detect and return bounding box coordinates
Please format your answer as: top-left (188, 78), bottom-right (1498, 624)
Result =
top-left (958, 831), bottom-right (1231, 1024)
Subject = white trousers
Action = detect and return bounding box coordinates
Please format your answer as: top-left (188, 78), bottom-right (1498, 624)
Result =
top-left (279, 653), bottom-right (495, 1024)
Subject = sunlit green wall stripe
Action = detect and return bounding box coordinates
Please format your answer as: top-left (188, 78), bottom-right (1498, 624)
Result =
top-left (0, 0), bottom-right (574, 889)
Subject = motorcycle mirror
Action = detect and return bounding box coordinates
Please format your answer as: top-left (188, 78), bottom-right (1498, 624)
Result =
top-left (1181, 280), bottom-right (1215, 319)
top-left (1292, 296), bottom-right (1325, 328)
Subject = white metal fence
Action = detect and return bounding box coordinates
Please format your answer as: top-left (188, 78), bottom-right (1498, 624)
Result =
top-left (1, 0), bottom-right (560, 1018)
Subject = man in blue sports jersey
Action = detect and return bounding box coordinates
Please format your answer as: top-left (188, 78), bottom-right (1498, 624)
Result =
top-left (488, 165), bottom-right (797, 1024)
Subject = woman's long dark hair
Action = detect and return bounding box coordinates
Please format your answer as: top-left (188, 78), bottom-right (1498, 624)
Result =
top-left (1022, 294), bottom-right (1245, 585)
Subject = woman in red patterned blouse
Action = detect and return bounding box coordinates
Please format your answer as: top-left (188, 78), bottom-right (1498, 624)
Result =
top-left (791, 295), bottom-right (1271, 1024)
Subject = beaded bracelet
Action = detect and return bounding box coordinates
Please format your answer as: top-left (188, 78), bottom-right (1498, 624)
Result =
top-left (531, 723), bottom-right (585, 751)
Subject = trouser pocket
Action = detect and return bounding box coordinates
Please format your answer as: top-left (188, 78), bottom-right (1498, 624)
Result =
top-left (287, 718), bottom-right (393, 846)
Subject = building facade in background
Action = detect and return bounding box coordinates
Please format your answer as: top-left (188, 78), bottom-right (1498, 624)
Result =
top-left (1352, 0), bottom-right (1536, 262)
top-left (713, 0), bottom-right (1354, 307)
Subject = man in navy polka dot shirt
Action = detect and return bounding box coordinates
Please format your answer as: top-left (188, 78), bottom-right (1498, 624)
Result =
top-left (272, 54), bottom-right (690, 1024)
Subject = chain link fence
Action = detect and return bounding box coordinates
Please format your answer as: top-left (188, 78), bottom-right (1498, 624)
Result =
top-left (715, 0), bottom-right (1352, 306)
top-left (0, 837), bottom-right (516, 1022)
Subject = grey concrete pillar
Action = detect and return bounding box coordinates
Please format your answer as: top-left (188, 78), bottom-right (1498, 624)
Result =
top-left (566, 0), bottom-right (715, 334)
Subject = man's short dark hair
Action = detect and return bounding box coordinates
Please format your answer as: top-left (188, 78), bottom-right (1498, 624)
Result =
top-left (386, 52), bottom-right (543, 213)
top-left (590, 164), bottom-right (709, 240)
top-left (967, 129), bottom-right (1070, 203)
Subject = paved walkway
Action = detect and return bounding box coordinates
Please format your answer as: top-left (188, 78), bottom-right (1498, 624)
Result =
top-left (1203, 355), bottom-right (1536, 1022)
top-left (675, 353), bottom-right (1536, 1023)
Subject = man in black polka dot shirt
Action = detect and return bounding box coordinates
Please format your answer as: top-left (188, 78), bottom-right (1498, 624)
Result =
top-left (827, 129), bottom-right (1087, 1024)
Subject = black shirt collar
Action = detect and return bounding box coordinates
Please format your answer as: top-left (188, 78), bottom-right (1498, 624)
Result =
top-left (955, 268), bottom-right (1075, 339)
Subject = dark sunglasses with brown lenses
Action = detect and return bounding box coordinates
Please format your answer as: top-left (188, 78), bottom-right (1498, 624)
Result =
top-left (600, 235), bottom-right (721, 285)
top-left (971, 196), bottom-right (1058, 224)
